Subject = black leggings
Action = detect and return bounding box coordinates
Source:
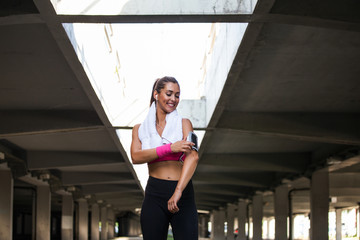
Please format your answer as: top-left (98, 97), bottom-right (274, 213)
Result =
top-left (141, 176), bottom-right (198, 240)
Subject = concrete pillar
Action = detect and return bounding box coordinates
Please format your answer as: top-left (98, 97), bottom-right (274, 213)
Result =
top-left (0, 168), bottom-right (13, 240)
top-left (335, 208), bottom-right (342, 240)
top-left (227, 204), bottom-right (236, 240)
top-left (274, 185), bottom-right (289, 240)
top-left (357, 204), bottom-right (360, 240)
top-left (199, 215), bottom-right (204, 237)
top-left (310, 170), bottom-right (329, 240)
top-left (78, 199), bottom-right (88, 240)
top-left (237, 200), bottom-right (247, 240)
top-left (212, 209), bottom-right (225, 240)
top-left (219, 208), bottom-right (226, 240)
top-left (264, 218), bottom-right (270, 239)
top-left (210, 212), bottom-right (215, 240)
top-left (199, 214), bottom-right (208, 238)
top-left (210, 210), bottom-right (217, 240)
top-left (100, 206), bottom-right (108, 240)
top-left (36, 185), bottom-right (51, 240)
top-left (107, 208), bottom-right (114, 239)
top-left (91, 204), bottom-right (100, 240)
top-left (253, 193), bottom-right (263, 240)
top-left (61, 195), bottom-right (73, 240)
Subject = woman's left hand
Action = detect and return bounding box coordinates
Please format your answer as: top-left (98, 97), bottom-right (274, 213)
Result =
top-left (168, 189), bottom-right (182, 213)
top-left (171, 140), bottom-right (194, 153)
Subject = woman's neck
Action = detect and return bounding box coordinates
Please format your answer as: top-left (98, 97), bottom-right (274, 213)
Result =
top-left (156, 108), bottom-right (167, 125)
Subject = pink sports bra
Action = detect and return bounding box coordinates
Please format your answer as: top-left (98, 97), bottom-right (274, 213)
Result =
top-left (148, 152), bottom-right (185, 165)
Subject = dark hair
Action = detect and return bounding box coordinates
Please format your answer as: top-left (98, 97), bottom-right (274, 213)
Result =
top-left (150, 76), bottom-right (180, 106)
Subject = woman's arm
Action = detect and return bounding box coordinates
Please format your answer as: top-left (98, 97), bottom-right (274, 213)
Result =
top-left (131, 124), bottom-right (194, 164)
top-left (130, 124), bottom-right (159, 164)
top-left (168, 118), bottom-right (199, 213)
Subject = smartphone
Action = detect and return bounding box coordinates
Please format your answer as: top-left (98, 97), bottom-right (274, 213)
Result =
top-left (186, 131), bottom-right (198, 152)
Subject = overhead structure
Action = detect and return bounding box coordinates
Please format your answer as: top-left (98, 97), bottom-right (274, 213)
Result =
top-left (1, 0), bottom-right (360, 231)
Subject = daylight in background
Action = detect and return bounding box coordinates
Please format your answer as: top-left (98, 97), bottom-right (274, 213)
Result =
top-left (55, 0), bottom-right (253, 191)
top-left (63, 22), bottom-right (248, 189)
top-left (60, 15), bottom-right (360, 240)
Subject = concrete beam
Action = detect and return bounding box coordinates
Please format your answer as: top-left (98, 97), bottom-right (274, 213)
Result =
top-left (81, 184), bottom-right (142, 195)
top-left (52, 0), bottom-right (255, 15)
top-left (195, 191), bottom-right (245, 203)
top-left (54, 13), bottom-right (360, 33)
top-left (200, 153), bottom-right (309, 172)
top-left (194, 185), bottom-right (253, 196)
top-left (0, 14), bottom-right (44, 26)
top-left (104, 198), bottom-right (143, 206)
top-left (0, 1), bottom-right (38, 15)
top-left (330, 188), bottom-right (360, 197)
top-left (197, 203), bottom-right (223, 210)
top-left (330, 172), bottom-right (360, 188)
top-left (195, 197), bottom-right (245, 208)
top-left (270, 0), bottom-right (360, 24)
top-left (62, 172), bottom-right (135, 185)
top-left (217, 112), bottom-right (360, 145)
top-left (0, 110), bottom-right (103, 138)
top-left (27, 151), bottom-right (125, 169)
top-left (194, 173), bottom-right (268, 187)
top-left (328, 155), bottom-right (360, 172)
top-left (196, 193), bottom-right (241, 203)
top-left (94, 191), bottom-right (144, 200)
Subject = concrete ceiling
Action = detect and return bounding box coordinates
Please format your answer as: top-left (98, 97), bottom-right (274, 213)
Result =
top-left (1, 0), bottom-right (360, 216)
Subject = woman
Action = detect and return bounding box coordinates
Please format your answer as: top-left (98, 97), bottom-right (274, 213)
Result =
top-left (131, 76), bottom-right (199, 240)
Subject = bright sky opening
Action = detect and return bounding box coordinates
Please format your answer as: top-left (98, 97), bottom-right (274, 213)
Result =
top-left (63, 22), bottom-right (247, 189)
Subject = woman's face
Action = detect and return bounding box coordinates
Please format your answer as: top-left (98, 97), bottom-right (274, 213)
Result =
top-left (155, 82), bottom-right (180, 113)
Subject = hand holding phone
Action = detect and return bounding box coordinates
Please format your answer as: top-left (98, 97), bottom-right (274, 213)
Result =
top-left (186, 131), bottom-right (198, 152)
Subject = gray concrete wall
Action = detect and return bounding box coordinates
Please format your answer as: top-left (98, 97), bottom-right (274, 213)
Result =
top-left (52, 0), bottom-right (257, 15)
top-left (204, 23), bottom-right (247, 125)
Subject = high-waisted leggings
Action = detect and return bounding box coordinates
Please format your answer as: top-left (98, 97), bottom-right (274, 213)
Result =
top-left (141, 176), bottom-right (198, 240)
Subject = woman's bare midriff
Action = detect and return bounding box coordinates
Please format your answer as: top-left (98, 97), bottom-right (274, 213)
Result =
top-left (148, 161), bottom-right (183, 180)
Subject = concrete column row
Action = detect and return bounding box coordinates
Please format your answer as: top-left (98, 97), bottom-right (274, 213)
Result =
top-left (211, 209), bottom-right (223, 240)
top-left (274, 184), bottom-right (288, 240)
top-left (227, 204), bottom-right (236, 240)
top-left (62, 195), bottom-right (73, 240)
top-left (210, 169), bottom-right (330, 240)
top-left (0, 168), bottom-right (13, 240)
top-left (0, 169), bottom-right (115, 240)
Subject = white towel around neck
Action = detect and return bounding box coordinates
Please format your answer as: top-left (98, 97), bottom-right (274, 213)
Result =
top-left (138, 102), bottom-right (183, 150)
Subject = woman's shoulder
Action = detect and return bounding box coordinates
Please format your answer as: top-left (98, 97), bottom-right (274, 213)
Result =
top-left (182, 118), bottom-right (192, 126)
top-left (182, 118), bottom-right (193, 131)
top-left (133, 123), bottom-right (141, 132)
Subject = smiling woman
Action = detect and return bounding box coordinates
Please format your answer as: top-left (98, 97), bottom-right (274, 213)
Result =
top-left (130, 76), bottom-right (199, 240)
top-left (151, 77), bottom-right (180, 113)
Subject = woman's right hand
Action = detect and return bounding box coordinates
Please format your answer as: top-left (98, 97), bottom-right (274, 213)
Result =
top-left (171, 140), bottom-right (194, 153)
